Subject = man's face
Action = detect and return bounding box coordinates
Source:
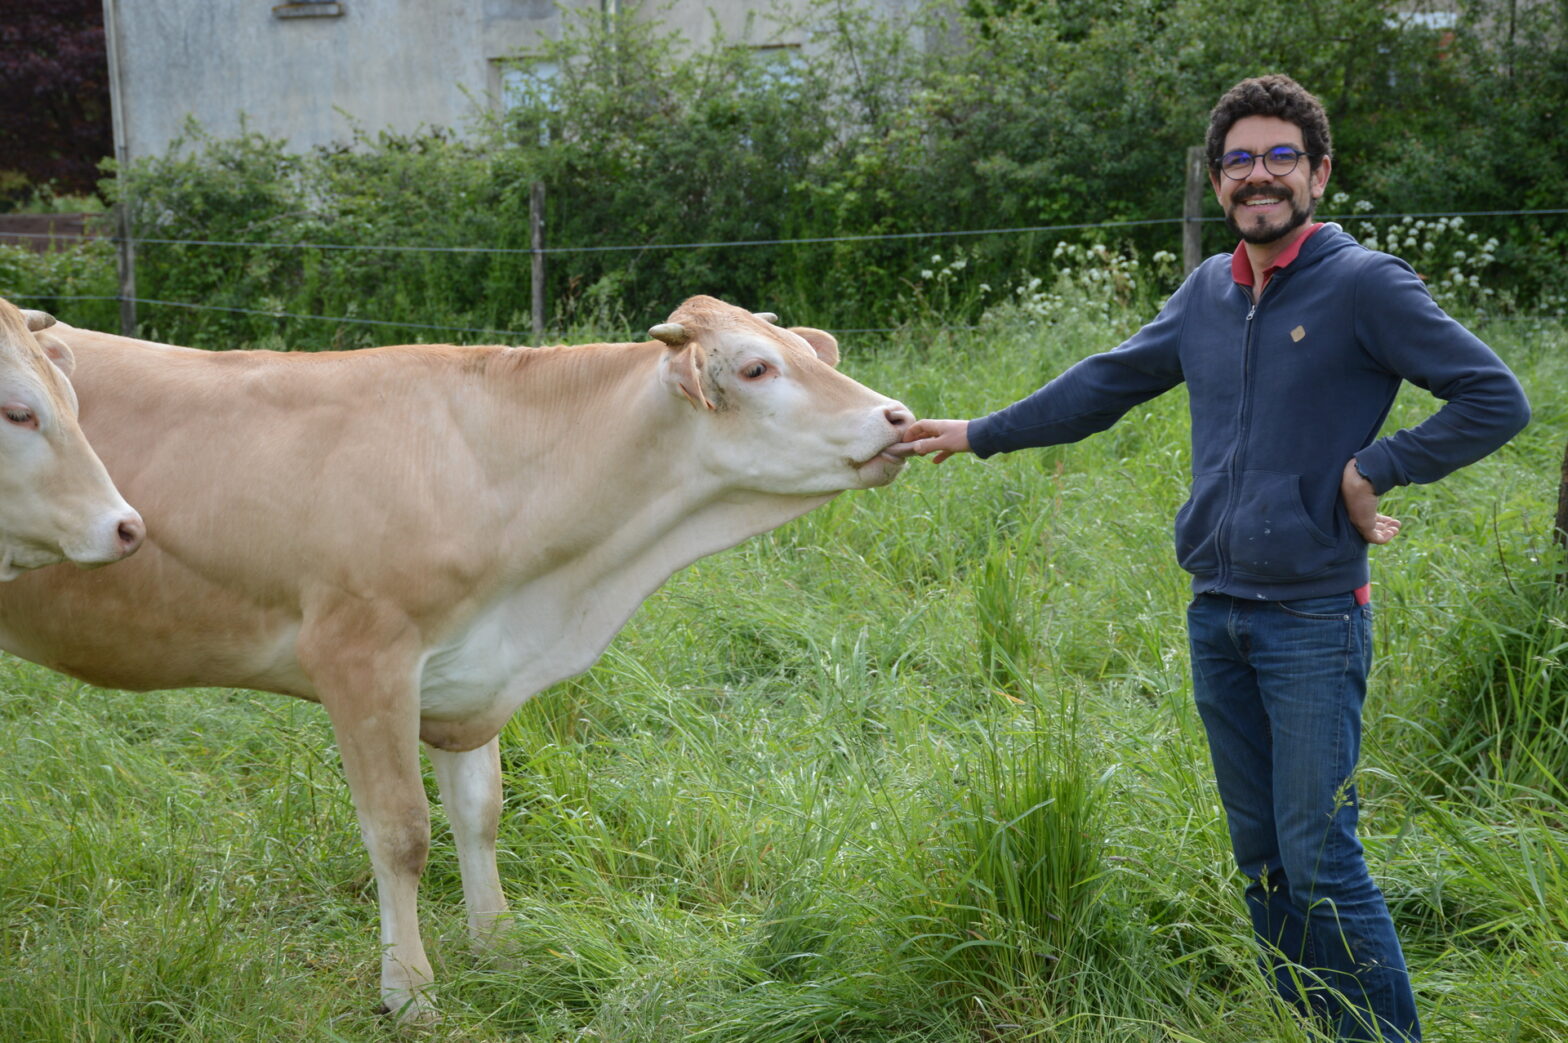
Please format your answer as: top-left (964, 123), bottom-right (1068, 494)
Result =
top-left (1210, 115), bottom-right (1331, 245)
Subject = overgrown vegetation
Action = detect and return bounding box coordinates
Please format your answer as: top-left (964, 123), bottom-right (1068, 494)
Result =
top-left (4, 0), bottom-right (1565, 344)
top-left (0, 291), bottom-right (1561, 1040)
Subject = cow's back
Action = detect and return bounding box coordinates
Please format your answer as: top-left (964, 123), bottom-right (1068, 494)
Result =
top-left (0, 329), bottom-right (505, 696)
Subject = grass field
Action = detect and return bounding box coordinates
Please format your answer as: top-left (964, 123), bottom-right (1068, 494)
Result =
top-left (0, 305), bottom-right (1563, 1041)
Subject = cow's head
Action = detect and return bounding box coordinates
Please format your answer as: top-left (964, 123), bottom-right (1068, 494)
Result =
top-left (649, 296), bottom-right (912, 495)
top-left (0, 300), bottom-right (144, 578)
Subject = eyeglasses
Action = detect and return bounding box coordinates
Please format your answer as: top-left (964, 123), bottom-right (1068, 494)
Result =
top-left (1216, 146), bottom-right (1313, 181)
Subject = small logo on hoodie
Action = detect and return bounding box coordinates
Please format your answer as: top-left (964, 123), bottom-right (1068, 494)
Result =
top-left (1290, 325), bottom-right (1307, 343)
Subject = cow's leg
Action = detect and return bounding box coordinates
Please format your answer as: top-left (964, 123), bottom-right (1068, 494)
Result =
top-left (299, 612), bottom-right (437, 1022)
top-left (429, 738), bottom-right (509, 946)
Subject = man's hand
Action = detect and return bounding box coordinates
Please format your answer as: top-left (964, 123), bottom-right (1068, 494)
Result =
top-left (896, 418), bottom-right (972, 464)
top-left (1342, 458), bottom-right (1401, 545)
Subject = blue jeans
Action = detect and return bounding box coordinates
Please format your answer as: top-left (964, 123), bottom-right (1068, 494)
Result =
top-left (1187, 592), bottom-right (1420, 1042)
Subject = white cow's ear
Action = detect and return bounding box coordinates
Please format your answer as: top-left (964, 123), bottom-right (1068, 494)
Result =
top-left (35, 331), bottom-right (75, 377)
top-left (789, 327), bottom-right (839, 368)
top-left (21, 309), bottom-right (57, 332)
top-left (659, 344), bottom-right (713, 411)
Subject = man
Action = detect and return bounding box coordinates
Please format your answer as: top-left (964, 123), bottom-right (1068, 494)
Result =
top-left (897, 75), bottom-right (1529, 1042)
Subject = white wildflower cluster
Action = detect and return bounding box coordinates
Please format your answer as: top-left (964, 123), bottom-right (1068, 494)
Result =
top-left (918, 252), bottom-right (969, 284)
top-left (1330, 191), bottom-right (1376, 214)
top-left (904, 249), bottom-right (988, 323)
top-left (1354, 211), bottom-right (1502, 310)
top-left (995, 241), bottom-right (1179, 326)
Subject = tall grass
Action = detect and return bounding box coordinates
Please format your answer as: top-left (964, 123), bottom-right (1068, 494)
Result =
top-left (0, 306), bottom-right (1561, 1041)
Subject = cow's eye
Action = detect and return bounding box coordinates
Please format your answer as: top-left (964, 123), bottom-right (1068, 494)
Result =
top-left (740, 361), bottom-right (772, 380)
top-left (3, 406), bottom-right (37, 430)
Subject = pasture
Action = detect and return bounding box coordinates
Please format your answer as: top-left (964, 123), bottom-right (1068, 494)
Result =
top-left (0, 307), bottom-right (1563, 1042)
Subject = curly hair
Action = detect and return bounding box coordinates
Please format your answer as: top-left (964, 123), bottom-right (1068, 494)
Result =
top-left (1206, 75), bottom-right (1332, 172)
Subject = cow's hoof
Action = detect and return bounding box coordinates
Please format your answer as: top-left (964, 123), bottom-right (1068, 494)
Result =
top-left (379, 992), bottom-right (441, 1028)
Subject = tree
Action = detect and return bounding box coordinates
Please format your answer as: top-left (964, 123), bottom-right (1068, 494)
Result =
top-left (0, 0), bottom-right (113, 209)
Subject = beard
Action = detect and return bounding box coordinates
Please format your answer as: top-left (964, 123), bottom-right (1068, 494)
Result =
top-left (1223, 186), bottom-right (1315, 244)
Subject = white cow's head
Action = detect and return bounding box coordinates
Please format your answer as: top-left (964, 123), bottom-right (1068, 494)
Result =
top-left (0, 300), bottom-right (144, 578)
top-left (650, 296), bottom-right (912, 495)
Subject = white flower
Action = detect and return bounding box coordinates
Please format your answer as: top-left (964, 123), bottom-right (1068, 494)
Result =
top-left (920, 269), bottom-right (934, 279)
top-left (1355, 199), bottom-right (1375, 212)
top-left (930, 254), bottom-right (942, 263)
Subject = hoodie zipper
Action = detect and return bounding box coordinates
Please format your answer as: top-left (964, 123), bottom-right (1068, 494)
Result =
top-left (1215, 291), bottom-right (1258, 591)
top-left (1215, 262), bottom-right (1300, 592)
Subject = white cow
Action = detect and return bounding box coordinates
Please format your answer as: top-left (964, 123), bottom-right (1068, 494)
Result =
top-left (0, 295), bottom-right (911, 1019)
top-left (0, 298), bottom-right (143, 576)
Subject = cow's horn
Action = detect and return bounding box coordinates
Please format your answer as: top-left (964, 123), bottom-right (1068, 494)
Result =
top-left (753, 312), bottom-right (779, 325)
top-left (22, 309), bottom-right (57, 332)
top-left (649, 322), bottom-right (689, 346)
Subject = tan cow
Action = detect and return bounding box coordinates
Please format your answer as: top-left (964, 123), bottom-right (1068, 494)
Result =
top-left (0, 298), bottom-right (143, 576)
top-left (0, 295), bottom-right (911, 1020)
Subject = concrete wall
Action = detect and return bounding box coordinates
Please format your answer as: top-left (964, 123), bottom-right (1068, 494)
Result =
top-left (105, 0), bottom-right (926, 163)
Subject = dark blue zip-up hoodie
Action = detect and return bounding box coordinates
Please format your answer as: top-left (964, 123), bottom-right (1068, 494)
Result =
top-left (967, 223), bottom-right (1532, 600)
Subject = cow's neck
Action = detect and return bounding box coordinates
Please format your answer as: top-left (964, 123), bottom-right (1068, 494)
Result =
top-left (416, 342), bottom-right (835, 738)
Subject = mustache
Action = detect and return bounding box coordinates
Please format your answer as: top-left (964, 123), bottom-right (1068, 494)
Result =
top-left (1233, 186), bottom-right (1292, 204)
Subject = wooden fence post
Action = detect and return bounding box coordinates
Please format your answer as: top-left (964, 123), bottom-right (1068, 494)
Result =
top-left (530, 181), bottom-right (546, 346)
top-left (1183, 145), bottom-right (1206, 275)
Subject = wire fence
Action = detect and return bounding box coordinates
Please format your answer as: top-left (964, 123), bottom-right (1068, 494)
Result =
top-left (7, 207), bottom-right (1568, 256)
top-left (5, 206), bottom-right (1566, 339)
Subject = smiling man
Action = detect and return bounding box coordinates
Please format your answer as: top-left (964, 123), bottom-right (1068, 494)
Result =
top-left (898, 75), bottom-right (1531, 1041)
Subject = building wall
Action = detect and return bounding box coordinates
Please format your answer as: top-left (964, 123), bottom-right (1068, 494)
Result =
top-left (106, 0), bottom-right (924, 163)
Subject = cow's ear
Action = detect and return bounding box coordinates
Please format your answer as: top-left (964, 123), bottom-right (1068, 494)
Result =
top-left (659, 344), bottom-right (713, 411)
top-left (790, 326), bottom-right (839, 368)
top-left (21, 309), bottom-right (56, 332)
top-left (35, 331), bottom-right (75, 378)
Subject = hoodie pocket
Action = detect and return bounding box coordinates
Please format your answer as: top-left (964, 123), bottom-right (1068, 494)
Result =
top-left (1226, 470), bottom-right (1344, 580)
top-left (1173, 472), bottom-right (1224, 576)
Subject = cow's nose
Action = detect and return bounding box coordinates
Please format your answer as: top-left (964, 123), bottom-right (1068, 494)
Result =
top-left (115, 513), bottom-right (145, 557)
top-left (884, 403), bottom-right (914, 431)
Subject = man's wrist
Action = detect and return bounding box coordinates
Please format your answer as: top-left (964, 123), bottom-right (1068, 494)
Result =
top-left (1351, 456), bottom-right (1381, 496)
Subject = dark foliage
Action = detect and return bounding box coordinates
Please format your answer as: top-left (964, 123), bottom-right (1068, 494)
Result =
top-left (0, 0), bottom-right (113, 209)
